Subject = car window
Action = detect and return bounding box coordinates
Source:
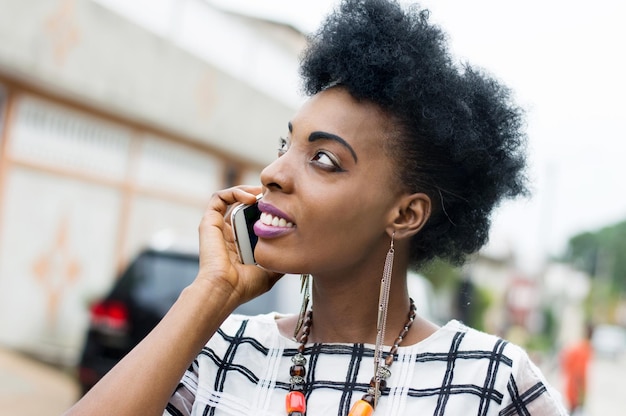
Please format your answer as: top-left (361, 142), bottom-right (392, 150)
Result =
top-left (132, 253), bottom-right (199, 316)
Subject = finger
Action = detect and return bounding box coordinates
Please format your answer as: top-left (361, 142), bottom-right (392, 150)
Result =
top-left (199, 187), bottom-right (259, 242)
top-left (206, 186), bottom-right (263, 217)
top-left (197, 186), bottom-right (262, 267)
top-left (223, 222), bottom-right (235, 244)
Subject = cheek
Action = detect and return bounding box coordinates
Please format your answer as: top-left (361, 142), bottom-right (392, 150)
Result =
top-left (302, 194), bottom-right (387, 248)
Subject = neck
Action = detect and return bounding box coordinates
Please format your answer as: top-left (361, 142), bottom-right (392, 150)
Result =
top-left (305, 252), bottom-right (412, 346)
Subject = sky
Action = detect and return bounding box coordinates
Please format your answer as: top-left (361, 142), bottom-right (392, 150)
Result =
top-left (96, 0), bottom-right (626, 273)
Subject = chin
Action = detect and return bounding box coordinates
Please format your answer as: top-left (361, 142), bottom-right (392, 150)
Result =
top-left (255, 251), bottom-right (305, 275)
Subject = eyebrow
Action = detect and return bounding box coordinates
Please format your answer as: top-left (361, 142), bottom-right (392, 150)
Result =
top-left (288, 122), bottom-right (358, 163)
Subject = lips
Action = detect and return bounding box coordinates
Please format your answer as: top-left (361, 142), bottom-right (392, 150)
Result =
top-left (253, 201), bottom-right (296, 239)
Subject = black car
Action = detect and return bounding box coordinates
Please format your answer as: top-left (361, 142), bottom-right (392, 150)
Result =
top-left (76, 243), bottom-right (289, 394)
top-left (76, 247), bottom-right (199, 393)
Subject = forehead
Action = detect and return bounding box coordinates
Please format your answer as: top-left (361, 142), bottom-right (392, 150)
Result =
top-left (290, 87), bottom-right (392, 148)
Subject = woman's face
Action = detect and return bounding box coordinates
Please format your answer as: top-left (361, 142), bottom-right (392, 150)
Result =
top-left (254, 87), bottom-right (404, 275)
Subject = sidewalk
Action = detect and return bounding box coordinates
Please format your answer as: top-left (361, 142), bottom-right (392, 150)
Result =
top-left (0, 346), bottom-right (79, 415)
top-left (539, 352), bottom-right (626, 416)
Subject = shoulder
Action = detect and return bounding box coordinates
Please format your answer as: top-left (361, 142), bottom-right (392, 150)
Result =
top-left (218, 312), bottom-right (281, 334)
top-left (167, 313), bottom-right (291, 414)
top-left (407, 320), bottom-right (531, 384)
top-left (205, 312), bottom-right (292, 354)
top-left (437, 321), bottom-right (550, 379)
top-left (191, 313), bottom-right (291, 379)
top-left (431, 320), bottom-right (525, 360)
top-left (440, 321), bottom-right (567, 414)
top-left (396, 321), bottom-right (567, 414)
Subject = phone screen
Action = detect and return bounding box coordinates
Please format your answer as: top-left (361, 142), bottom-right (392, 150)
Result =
top-left (243, 203), bottom-right (260, 252)
top-left (231, 196), bottom-right (263, 265)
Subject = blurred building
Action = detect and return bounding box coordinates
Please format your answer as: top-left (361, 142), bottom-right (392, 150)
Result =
top-left (466, 243), bottom-right (545, 341)
top-left (467, 241), bottom-right (591, 352)
top-left (0, 0), bottom-right (304, 364)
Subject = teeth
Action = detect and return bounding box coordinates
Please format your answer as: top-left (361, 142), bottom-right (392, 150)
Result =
top-left (261, 212), bottom-right (294, 228)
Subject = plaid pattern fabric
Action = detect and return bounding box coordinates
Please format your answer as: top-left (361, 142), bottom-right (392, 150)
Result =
top-left (165, 314), bottom-right (567, 416)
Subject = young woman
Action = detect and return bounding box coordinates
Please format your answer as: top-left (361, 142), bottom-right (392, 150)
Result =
top-left (66, 0), bottom-right (567, 415)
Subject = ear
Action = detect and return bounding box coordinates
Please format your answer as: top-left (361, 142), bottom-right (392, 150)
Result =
top-left (387, 193), bottom-right (431, 239)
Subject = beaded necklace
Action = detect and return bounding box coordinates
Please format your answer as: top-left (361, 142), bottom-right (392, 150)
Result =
top-left (286, 298), bottom-right (417, 416)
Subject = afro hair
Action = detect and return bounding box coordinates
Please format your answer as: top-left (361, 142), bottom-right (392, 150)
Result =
top-left (300, 0), bottom-right (528, 266)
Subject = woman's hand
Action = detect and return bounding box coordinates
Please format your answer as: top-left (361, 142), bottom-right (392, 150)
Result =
top-left (64, 185), bottom-right (283, 416)
top-left (195, 185), bottom-right (283, 311)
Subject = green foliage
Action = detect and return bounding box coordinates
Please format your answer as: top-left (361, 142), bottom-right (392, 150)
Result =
top-left (419, 258), bottom-right (462, 291)
top-left (587, 278), bottom-right (622, 323)
top-left (419, 258), bottom-right (491, 330)
top-left (461, 283), bottom-right (492, 332)
top-left (564, 219), bottom-right (626, 293)
top-left (526, 307), bottom-right (558, 353)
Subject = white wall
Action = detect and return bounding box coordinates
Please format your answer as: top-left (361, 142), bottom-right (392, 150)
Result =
top-left (0, 0), bottom-right (296, 166)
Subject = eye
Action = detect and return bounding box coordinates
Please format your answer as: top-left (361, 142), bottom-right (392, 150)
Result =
top-left (277, 137), bottom-right (289, 156)
top-left (312, 151), bottom-right (343, 171)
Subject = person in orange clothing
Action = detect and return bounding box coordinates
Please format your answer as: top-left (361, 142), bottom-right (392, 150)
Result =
top-left (561, 325), bottom-right (594, 414)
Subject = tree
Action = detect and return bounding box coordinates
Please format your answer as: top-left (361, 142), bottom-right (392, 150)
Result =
top-left (564, 219), bottom-right (626, 293)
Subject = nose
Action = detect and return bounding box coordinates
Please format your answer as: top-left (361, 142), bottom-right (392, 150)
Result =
top-left (260, 152), bottom-right (294, 193)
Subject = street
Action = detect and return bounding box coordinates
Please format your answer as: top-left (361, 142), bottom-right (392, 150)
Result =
top-left (0, 347), bottom-right (78, 415)
top-left (0, 346), bottom-right (625, 415)
top-left (582, 354), bottom-right (626, 415)
top-left (542, 352), bottom-right (626, 416)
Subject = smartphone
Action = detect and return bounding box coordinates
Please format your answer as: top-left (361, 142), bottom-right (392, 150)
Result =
top-left (230, 195), bottom-right (262, 265)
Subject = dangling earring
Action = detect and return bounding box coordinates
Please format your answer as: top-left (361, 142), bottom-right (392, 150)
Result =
top-left (349, 233), bottom-right (416, 416)
top-left (294, 274), bottom-right (311, 339)
top-left (372, 232), bottom-right (394, 407)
